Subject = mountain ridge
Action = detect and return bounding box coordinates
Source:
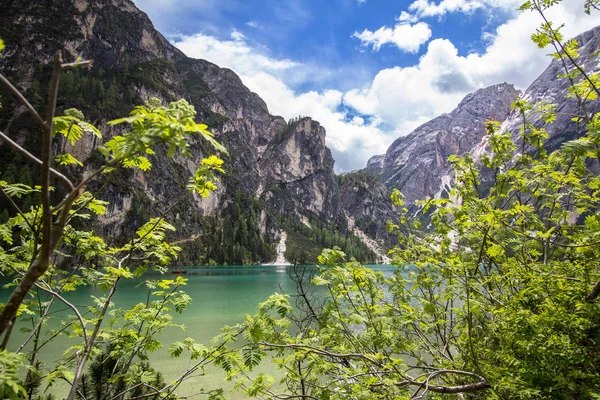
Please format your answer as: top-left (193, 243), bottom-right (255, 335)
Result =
top-left (1, 0), bottom-right (599, 264)
top-left (0, 0), bottom-right (378, 264)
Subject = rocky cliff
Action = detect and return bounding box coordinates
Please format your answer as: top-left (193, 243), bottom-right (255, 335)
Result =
top-left (0, 0), bottom-right (376, 264)
top-left (372, 83), bottom-right (520, 204)
top-left (345, 26), bottom-right (600, 239)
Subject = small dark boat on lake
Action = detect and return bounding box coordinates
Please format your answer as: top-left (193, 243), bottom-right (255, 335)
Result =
top-left (171, 269), bottom-right (188, 274)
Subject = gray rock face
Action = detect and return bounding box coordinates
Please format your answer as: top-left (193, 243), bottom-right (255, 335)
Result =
top-left (258, 118), bottom-right (340, 221)
top-left (379, 83), bottom-right (520, 204)
top-left (338, 172), bottom-right (396, 245)
top-left (0, 0), bottom-right (347, 263)
top-left (0, 0), bottom-right (184, 69)
top-left (501, 26), bottom-right (600, 152)
top-left (366, 154), bottom-right (385, 174)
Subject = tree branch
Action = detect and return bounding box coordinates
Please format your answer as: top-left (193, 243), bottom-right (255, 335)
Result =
top-left (0, 73), bottom-right (47, 130)
top-left (0, 129), bottom-right (74, 190)
top-left (584, 279), bottom-right (600, 302)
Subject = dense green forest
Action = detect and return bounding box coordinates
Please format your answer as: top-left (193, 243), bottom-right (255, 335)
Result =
top-left (277, 213), bottom-right (376, 264)
top-left (181, 190), bottom-right (276, 265)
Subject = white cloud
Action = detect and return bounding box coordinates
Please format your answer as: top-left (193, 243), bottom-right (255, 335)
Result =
top-left (172, 32), bottom-right (394, 172)
top-left (352, 22), bottom-right (432, 52)
top-left (408, 0), bottom-right (483, 17)
top-left (398, 11), bottom-right (419, 23)
top-left (406, 0), bottom-right (524, 18)
top-left (172, 0), bottom-right (598, 171)
top-left (230, 29), bottom-right (245, 41)
top-left (346, 0), bottom-right (598, 136)
top-left (173, 32), bottom-right (300, 75)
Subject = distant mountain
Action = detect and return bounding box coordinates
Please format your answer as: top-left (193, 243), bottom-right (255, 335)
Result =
top-left (369, 83), bottom-right (519, 204)
top-left (347, 26), bottom-right (599, 239)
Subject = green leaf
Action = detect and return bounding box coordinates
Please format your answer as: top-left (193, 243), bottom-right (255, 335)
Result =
top-left (168, 341), bottom-right (185, 358)
top-left (242, 345), bottom-right (264, 369)
top-left (55, 153), bottom-right (83, 166)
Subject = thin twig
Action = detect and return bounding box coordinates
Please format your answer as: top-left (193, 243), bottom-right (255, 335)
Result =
top-left (0, 73), bottom-right (47, 130)
top-left (0, 129), bottom-right (74, 190)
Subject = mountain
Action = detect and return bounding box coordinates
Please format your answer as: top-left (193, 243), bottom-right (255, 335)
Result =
top-left (363, 25), bottom-right (600, 207)
top-left (1, 0), bottom-right (597, 265)
top-left (368, 83), bottom-right (520, 204)
top-left (343, 26), bottom-right (600, 241)
top-left (0, 0), bottom-right (377, 264)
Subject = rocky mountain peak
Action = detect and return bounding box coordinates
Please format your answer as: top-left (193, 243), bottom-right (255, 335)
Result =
top-left (0, 0), bottom-right (183, 72)
top-left (366, 154), bottom-right (385, 174)
top-left (378, 82), bottom-right (519, 204)
top-left (501, 26), bottom-right (600, 151)
top-left (257, 116), bottom-right (339, 220)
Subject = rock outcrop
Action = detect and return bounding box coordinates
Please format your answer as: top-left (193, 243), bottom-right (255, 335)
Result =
top-left (0, 0), bottom-right (375, 264)
top-left (378, 83), bottom-right (520, 204)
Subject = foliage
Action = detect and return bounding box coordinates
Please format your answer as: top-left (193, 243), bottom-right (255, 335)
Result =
top-left (0, 0), bottom-right (599, 399)
top-left (186, 189), bottom-right (276, 265)
top-left (0, 48), bottom-right (228, 399)
top-left (207, 1), bottom-right (600, 398)
top-left (336, 169), bottom-right (379, 186)
top-left (277, 213), bottom-right (376, 264)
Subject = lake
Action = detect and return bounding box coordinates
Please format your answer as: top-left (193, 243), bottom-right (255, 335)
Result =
top-left (2, 264), bottom-right (395, 398)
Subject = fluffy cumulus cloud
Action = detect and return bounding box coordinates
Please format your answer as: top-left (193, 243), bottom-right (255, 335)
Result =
top-left (172, 0), bottom-right (598, 171)
top-left (172, 33), bottom-right (393, 172)
top-left (174, 31), bottom-right (300, 75)
top-left (407, 0), bottom-right (523, 18)
top-left (409, 0), bottom-right (484, 17)
top-left (352, 22), bottom-right (432, 52)
top-left (345, 0), bottom-right (598, 136)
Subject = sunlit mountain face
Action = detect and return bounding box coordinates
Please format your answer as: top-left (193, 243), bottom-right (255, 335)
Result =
top-left (132, 0), bottom-right (597, 172)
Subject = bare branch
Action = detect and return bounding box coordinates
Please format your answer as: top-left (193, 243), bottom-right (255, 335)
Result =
top-left (0, 129), bottom-right (74, 190)
top-left (0, 73), bottom-right (47, 130)
top-left (61, 60), bottom-right (93, 69)
top-left (30, 279), bottom-right (88, 345)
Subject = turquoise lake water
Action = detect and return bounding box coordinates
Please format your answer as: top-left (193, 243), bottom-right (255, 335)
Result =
top-left (1, 264), bottom-right (395, 398)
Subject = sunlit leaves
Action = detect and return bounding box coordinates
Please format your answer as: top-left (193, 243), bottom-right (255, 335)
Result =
top-left (242, 344), bottom-right (264, 369)
top-left (0, 88), bottom-right (229, 399)
top-left (52, 109), bottom-right (101, 145)
top-left (0, 181), bottom-right (40, 198)
top-left (104, 98), bottom-right (228, 172)
top-left (122, 155), bottom-right (152, 171)
top-left (55, 153), bottom-right (83, 166)
top-left (188, 155), bottom-right (225, 197)
top-left (168, 341), bottom-right (185, 358)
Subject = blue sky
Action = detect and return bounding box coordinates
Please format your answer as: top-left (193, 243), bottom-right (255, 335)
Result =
top-left (133, 0), bottom-right (597, 172)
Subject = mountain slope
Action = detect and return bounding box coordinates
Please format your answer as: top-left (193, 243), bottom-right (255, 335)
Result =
top-left (348, 26), bottom-right (599, 240)
top-left (0, 0), bottom-right (377, 264)
top-left (371, 83), bottom-right (519, 204)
